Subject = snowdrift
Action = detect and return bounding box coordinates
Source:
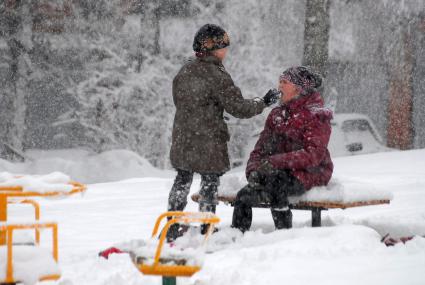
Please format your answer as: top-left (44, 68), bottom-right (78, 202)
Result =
top-left (0, 149), bottom-right (172, 184)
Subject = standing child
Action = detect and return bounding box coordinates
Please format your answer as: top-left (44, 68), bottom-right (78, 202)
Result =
top-left (167, 24), bottom-right (280, 240)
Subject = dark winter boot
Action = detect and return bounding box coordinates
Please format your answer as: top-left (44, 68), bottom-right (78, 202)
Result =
top-left (198, 173), bottom-right (219, 235)
top-left (231, 202), bottom-right (253, 233)
top-left (165, 223), bottom-right (179, 242)
top-left (271, 209), bottom-right (292, 230)
top-left (200, 224), bottom-right (219, 235)
top-left (199, 202), bottom-right (216, 234)
top-left (165, 223), bottom-right (192, 242)
top-left (165, 170), bottom-right (194, 242)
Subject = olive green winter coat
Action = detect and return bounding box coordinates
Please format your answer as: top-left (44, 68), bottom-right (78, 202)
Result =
top-left (170, 55), bottom-right (266, 173)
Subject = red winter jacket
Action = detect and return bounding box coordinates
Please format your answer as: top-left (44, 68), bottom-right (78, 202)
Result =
top-left (246, 92), bottom-right (334, 190)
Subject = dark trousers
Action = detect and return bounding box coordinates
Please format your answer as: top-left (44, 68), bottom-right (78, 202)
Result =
top-left (166, 169), bottom-right (220, 240)
top-left (167, 169), bottom-right (220, 213)
top-left (231, 170), bottom-right (305, 232)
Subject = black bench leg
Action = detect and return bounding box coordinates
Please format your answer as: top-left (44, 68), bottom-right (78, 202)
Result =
top-left (312, 208), bottom-right (321, 227)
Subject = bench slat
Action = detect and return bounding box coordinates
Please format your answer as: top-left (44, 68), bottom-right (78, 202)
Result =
top-left (295, 200), bottom-right (390, 209)
top-left (191, 193), bottom-right (390, 209)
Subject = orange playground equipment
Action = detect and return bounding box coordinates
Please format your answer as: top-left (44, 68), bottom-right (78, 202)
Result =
top-left (132, 211), bottom-right (220, 285)
top-left (0, 178), bottom-right (87, 284)
top-left (0, 222), bottom-right (59, 284)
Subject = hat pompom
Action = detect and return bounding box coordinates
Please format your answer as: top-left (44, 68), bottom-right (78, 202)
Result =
top-left (299, 66), bottom-right (322, 89)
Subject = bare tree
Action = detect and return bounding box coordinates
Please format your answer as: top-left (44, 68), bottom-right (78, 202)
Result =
top-left (0, 0), bottom-right (30, 160)
top-left (386, 15), bottom-right (416, 149)
top-left (302, 0), bottom-right (330, 78)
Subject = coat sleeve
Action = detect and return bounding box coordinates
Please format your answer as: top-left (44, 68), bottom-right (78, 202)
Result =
top-left (216, 71), bottom-right (266, 118)
top-left (268, 115), bottom-right (331, 170)
top-left (245, 115), bottom-right (273, 178)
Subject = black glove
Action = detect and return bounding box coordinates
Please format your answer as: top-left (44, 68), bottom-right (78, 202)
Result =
top-left (256, 160), bottom-right (276, 176)
top-left (262, 89), bottom-right (281, 106)
top-left (248, 171), bottom-right (262, 187)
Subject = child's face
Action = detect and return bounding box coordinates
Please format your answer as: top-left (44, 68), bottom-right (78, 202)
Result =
top-left (212, 47), bottom-right (228, 61)
top-left (279, 79), bottom-right (300, 103)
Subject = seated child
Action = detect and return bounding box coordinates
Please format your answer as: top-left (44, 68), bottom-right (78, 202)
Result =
top-left (231, 66), bottom-right (334, 232)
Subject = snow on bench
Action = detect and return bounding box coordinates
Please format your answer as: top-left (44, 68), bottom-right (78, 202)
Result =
top-left (0, 172), bottom-right (74, 193)
top-left (191, 174), bottom-right (392, 226)
top-left (289, 176), bottom-right (392, 208)
top-left (0, 245), bottom-right (60, 285)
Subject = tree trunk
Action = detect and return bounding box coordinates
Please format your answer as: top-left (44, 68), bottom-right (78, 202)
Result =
top-left (302, 0), bottom-right (330, 78)
top-left (387, 17), bottom-right (414, 150)
top-left (412, 14), bottom-right (425, 148)
top-left (0, 1), bottom-right (27, 160)
top-left (152, 7), bottom-right (160, 55)
top-left (140, 2), bottom-right (161, 56)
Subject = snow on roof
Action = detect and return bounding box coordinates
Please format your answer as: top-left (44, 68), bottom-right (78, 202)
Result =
top-left (332, 113), bottom-right (371, 124)
top-left (0, 172), bottom-right (73, 193)
top-left (0, 245), bottom-right (61, 285)
top-left (332, 113), bottom-right (384, 143)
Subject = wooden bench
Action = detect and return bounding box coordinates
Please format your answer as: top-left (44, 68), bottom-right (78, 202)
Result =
top-left (191, 193), bottom-right (390, 227)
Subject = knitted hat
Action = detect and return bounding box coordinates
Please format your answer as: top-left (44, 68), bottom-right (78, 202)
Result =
top-left (280, 66), bottom-right (322, 92)
top-left (193, 24), bottom-right (230, 52)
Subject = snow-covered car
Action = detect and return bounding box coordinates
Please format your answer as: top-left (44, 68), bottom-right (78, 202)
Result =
top-left (327, 113), bottom-right (391, 157)
top-left (236, 113), bottom-right (391, 167)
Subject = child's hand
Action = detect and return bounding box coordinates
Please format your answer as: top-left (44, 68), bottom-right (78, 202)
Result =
top-left (256, 160), bottom-right (276, 176)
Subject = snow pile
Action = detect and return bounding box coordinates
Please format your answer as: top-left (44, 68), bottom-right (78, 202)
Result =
top-left (194, 225), bottom-right (425, 285)
top-left (0, 149), bottom-right (171, 184)
top-left (115, 238), bottom-right (204, 267)
top-left (0, 172), bottom-right (72, 193)
top-left (217, 173), bottom-right (393, 203)
top-left (207, 224), bottom-right (384, 256)
top-left (0, 245), bottom-right (61, 285)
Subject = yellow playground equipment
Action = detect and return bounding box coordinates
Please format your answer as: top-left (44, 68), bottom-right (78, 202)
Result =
top-left (0, 222), bottom-right (59, 284)
top-left (8, 199), bottom-right (41, 243)
top-left (132, 211), bottom-right (220, 285)
top-left (0, 178), bottom-right (87, 284)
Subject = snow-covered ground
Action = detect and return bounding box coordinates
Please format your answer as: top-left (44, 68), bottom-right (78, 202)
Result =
top-left (4, 149), bottom-right (425, 285)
